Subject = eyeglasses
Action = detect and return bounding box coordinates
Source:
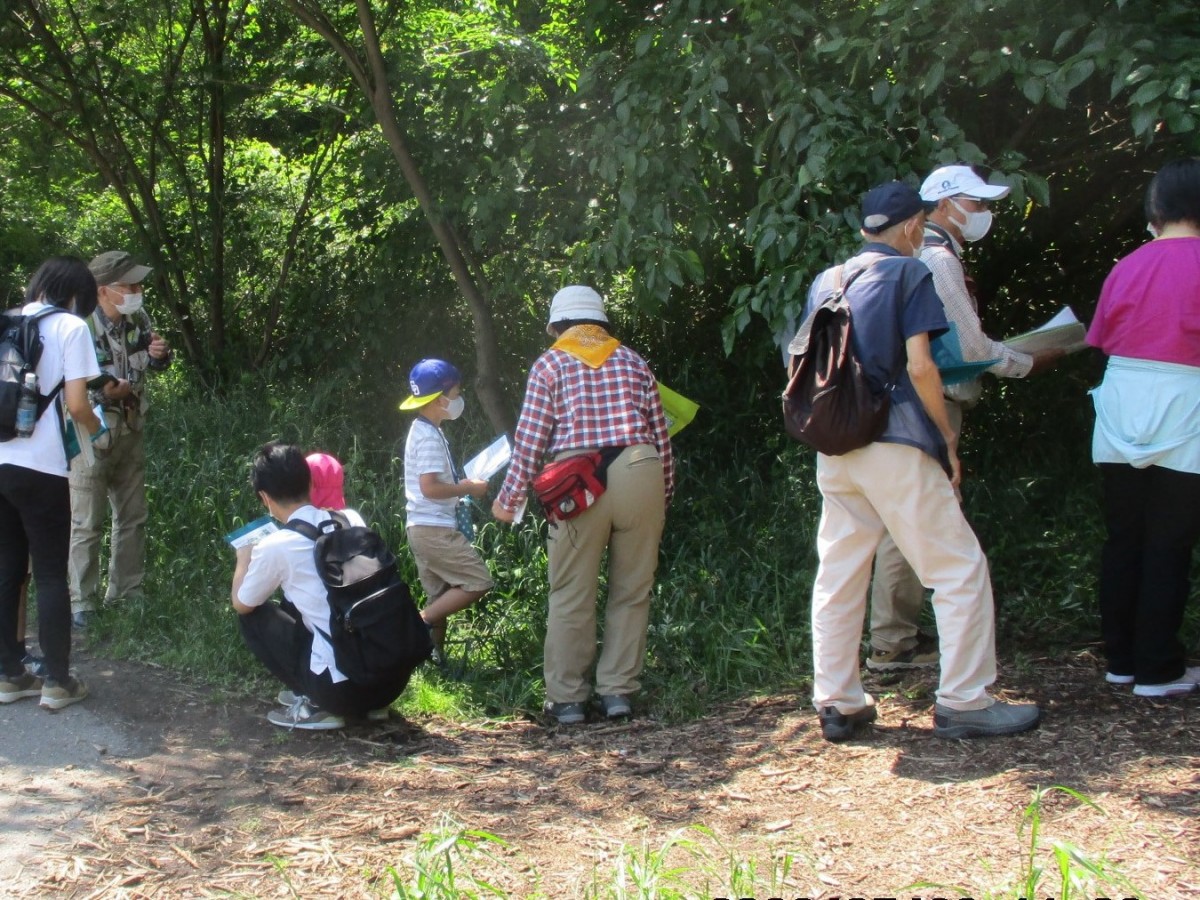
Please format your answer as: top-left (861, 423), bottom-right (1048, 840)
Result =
top-left (957, 197), bottom-right (991, 211)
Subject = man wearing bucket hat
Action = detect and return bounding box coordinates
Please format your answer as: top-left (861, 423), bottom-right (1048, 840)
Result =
top-left (399, 359), bottom-right (493, 659)
top-left (68, 250), bottom-right (172, 627)
top-left (796, 181), bottom-right (1040, 742)
top-left (865, 165), bottom-right (1063, 677)
top-left (491, 285), bottom-right (674, 726)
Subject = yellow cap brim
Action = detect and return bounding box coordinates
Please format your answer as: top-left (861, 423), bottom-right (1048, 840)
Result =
top-left (399, 390), bottom-right (442, 411)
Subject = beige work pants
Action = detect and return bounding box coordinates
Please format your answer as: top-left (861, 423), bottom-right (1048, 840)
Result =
top-left (812, 441), bottom-right (996, 713)
top-left (543, 445), bottom-right (666, 703)
top-left (868, 399), bottom-right (965, 652)
top-left (68, 425), bottom-right (147, 612)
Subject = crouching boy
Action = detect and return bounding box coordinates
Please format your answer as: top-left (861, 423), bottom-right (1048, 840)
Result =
top-left (231, 441), bottom-right (409, 730)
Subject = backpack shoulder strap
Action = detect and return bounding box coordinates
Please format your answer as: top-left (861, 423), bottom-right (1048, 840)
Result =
top-left (282, 509), bottom-right (351, 542)
top-left (282, 518), bottom-right (322, 542)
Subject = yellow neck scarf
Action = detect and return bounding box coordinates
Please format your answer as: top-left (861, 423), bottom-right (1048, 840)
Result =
top-left (552, 324), bottom-right (620, 368)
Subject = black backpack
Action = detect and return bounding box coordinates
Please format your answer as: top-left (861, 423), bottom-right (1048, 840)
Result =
top-left (284, 512), bottom-right (433, 686)
top-left (0, 306), bottom-right (67, 442)
top-left (782, 262), bottom-right (891, 455)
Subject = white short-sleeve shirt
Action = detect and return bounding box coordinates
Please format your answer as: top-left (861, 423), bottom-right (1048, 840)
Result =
top-left (236, 505), bottom-right (367, 683)
top-left (0, 302), bottom-right (100, 476)
top-left (403, 417), bottom-right (456, 527)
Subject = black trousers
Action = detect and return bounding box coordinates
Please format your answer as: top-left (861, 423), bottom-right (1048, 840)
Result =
top-left (0, 465), bottom-right (72, 682)
top-left (237, 601), bottom-right (410, 717)
top-left (1098, 463), bottom-right (1200, 685)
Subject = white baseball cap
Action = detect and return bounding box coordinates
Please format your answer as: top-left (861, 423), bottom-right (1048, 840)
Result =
top-left (920, 165), bottom-right (1012, 202)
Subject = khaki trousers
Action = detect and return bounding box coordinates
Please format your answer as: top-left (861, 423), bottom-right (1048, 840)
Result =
top-left (812, 441), bottom-right (996, 712)
top-left (868, 399), bottom-right (964, 653)
top-left (543, 445), bottom-right (666, 703)
top-left (68, 425), bottom-right (148, 612)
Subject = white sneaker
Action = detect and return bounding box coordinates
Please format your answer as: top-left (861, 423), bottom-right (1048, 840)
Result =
top-left (1104, 671), bottom-right (1134, 685)
top-left (1133, 666), bottom-right (1200, 698)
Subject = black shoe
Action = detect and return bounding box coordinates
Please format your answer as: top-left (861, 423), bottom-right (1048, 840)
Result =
top-left (818, 698), bottom-right (877, 742)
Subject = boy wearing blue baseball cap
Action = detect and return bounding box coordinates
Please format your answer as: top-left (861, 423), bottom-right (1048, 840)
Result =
top-left (399, 359), bottom-right (492, 657)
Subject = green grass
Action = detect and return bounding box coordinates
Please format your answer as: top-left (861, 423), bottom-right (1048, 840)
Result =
top-left (87, 365), bottom-right (1197, 718)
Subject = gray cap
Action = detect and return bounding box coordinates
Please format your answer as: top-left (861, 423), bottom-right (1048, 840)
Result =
top-left (88, 250), bottom-right (152, 286)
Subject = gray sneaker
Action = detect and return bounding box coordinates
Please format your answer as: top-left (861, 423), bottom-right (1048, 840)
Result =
top-left (597, 694), bottom-right (632, 719)
top-left (40, 677), bottom-right (89, 710)
top-left (0, 671), bottom-right (43, 703)
top-left (267, 695), bottom-right (345, 731)
top-left (933, 700), bottom-right (1040, 739)
top-left (542, 701), bottom-right (586, 725)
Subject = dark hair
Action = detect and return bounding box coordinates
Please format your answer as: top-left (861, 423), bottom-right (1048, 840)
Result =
top-left (25, 256), bottom-right (98, 318)
top-left (250, 441), bottom-right (311, 504)
top-left (549, 318), bottom-right (610, 336)
top-left (1144, 158), bottom-right (1200, 228)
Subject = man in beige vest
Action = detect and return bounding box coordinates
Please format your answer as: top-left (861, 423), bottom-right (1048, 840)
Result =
top-left (68, 251), bottom-right (172, 627)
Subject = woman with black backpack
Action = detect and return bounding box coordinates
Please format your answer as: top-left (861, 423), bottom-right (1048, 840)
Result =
top-left (0, 256), bottom-right (102, 710)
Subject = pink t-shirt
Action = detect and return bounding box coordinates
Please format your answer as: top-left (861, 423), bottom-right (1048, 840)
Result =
top-left (1086, 236), bottom-right (1200, 367)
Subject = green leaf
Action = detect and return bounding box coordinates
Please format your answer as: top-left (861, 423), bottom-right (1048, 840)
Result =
top-left (1026, 174), bottom-right (1051, 208)
top-left (923, 60), bottom-right (945, 96)
top-left (635, 32), bottom-right (654, 58)
top-left (1124, 64), bottom-right (1154, 87)
top-left (1168, 74), bottom-right (1192, 100)
top-left (1166, 110), bottom-right (1195, 135)
top-left (1020, 77), bottom-right (1045, 105)
top-left (1052, 28), bottom-right (1077, 54)
top-left (1131, 104), bottom-right (1158, 137)
top-left (1063, 59), bottom-right (1095, 92)
top-left (1130, 80), bottom-right (1166, 104)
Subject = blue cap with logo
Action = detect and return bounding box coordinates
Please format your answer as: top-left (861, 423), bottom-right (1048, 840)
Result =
top-left (399, 358), bottom-right (461, 411)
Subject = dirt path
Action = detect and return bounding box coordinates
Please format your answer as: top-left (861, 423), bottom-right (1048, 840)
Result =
top-left (1, 650), bottom-right (1196, 898)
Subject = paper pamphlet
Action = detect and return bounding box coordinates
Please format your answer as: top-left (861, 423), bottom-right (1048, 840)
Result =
top-left (225, 515), bottom-right (279, 549)
top-left (1003, 306), bottom-right (1088, 354)
top-left (512, 495), bottom-right (529, 525)
top-left (64, 405), bottom-right (109, 466)
top-left (657, 382), bottom-right (699, 437)
top-left (463, 434), bottom-right (512, 481)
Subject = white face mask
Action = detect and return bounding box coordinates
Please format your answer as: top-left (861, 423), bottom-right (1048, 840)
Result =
top-left (949, 199), bottom-right (993, 242)
top-left (443, 395), bottom-right (465, 420)
top-left (905, 222), bottom-right (924, 258)
top-left (1146, 222), bottom-right (1159, 239)
top-left (114, 290), bottom-right (143, 315)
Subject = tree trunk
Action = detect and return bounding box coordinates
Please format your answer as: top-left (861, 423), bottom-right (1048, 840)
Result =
top-left (286, 0), bottom-right (513, 434)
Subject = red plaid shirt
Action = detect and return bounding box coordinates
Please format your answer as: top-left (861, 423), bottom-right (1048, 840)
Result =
top-left (497, 344), bottom-right (675, 511)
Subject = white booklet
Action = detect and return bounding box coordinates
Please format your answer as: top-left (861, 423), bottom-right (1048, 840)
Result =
top-left (225, 515), bottom-right (278, 549)
top-left (463, 434), bottom-right (512, 481)
top-left (1004, 306), bottom-right (1089, 354)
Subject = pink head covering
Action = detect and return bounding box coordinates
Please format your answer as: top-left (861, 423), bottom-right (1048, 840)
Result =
top-left (306, 452), bottom-right (346, 509)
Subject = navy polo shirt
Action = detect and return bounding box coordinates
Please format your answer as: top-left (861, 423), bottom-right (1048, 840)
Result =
top-left (799, 244), bottom-right (949, 466)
